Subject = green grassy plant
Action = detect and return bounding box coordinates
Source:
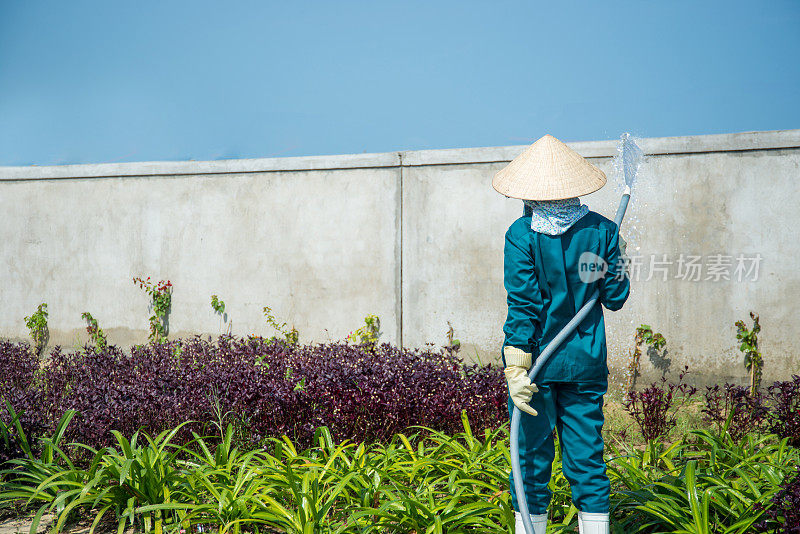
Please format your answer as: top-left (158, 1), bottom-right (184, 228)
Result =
top-left (1, 407), bottom-right (797, 533)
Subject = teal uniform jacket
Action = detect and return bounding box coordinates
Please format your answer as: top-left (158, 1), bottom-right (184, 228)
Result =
top-left (501, 210), bottom-right (630, 383)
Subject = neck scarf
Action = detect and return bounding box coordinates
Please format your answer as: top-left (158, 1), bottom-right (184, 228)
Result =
top-left (523, 197), bottom-right (588, 236)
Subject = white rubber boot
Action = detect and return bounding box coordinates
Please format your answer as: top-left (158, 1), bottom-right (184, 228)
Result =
top-left (514, 511), bottom-right (547, 534)
top-left (577, 511), bottom-right (609, 534)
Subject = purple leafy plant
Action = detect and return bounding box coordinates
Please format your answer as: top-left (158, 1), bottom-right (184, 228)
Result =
top-left (623, 366), bottom-right (697, 442)
top-left (755, 464), bottom-right (800, 533)
top-left (0, 340), bottom-right (46, 462)
top-left (766, 375), bottom-right (800, 447)
top-left (1, 336), bottom-right (508, 453)
top-left (702, 383), bottom-right (769, 440)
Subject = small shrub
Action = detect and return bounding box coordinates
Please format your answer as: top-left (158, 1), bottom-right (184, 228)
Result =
top-left (736, 311), bottom-right (763, 394)
top-left (625, 324), bottom-right (666, 393)
top-left (210, 294), bottom-right (231, 335)
top-left (23, 303), bottom-right (48, 357)
top-left (624, 366), bottom-right (697, 441)
top-left (210, 294), bottom-right (225, 315)
top-left (623, 332), bottom-right (642, 394)
top-left (347, 314), bottom-right (381, 349)
top-left (444, 321), bottom-right (461, 357)
top-left (702, 383), bottom-right (769, 440)
top-left (766, 375), bottom-right (800, 446)
top-left (132, 276), bottom-right (172, 343)
top-left (263, 305), bottom-right (298, 344)
top-left (80, 312), bottom-right (108, 351)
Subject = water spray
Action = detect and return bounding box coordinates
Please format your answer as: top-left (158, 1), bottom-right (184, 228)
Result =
top-left (511, 133), bottom-right (644, 534)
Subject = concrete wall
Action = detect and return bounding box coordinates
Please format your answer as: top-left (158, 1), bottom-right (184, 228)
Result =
top-left (0, 157), bottom-right (402, 351)
top-left (2, 129), bottom-right (799, 387)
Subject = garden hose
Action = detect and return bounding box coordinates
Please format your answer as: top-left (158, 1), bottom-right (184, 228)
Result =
top-left (511, 185), bottom-right (632, 534)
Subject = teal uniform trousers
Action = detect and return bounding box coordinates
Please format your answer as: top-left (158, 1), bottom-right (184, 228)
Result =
top-left (501, 209), bottom-right (630, 514)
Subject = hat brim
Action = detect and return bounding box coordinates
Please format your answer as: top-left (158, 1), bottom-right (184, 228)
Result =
top-left (492, 134), bottom-right (607, 201)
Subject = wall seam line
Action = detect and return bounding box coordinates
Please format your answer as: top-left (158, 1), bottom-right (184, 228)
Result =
top-left (397, 152), bottom-right (404, 348)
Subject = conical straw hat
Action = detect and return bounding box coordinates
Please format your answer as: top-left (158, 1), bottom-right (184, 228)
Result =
top-left (492, 134), bottom-right (606, 200)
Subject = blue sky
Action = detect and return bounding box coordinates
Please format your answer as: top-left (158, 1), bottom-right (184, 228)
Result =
top-left (1, 0), bottom-right (798, 166)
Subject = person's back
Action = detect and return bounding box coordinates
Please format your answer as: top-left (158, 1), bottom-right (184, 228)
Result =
top-left (492, 134), bottom-right (630, 534)
top-left (502, 210), bottom-right (630, 382)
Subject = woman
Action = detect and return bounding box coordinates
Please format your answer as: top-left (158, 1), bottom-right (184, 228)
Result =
top-left (492, 135), bottom-right (630, 534)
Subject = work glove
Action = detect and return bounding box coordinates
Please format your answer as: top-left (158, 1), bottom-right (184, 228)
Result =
top-left (503, 346), bottom-right (539, 416)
